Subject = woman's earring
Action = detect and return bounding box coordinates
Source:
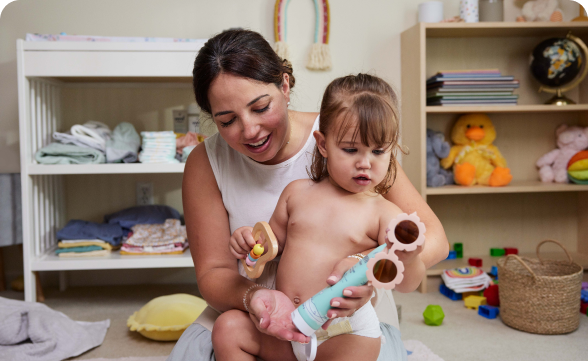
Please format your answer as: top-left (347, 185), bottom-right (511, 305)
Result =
top-left (287, 101), bottom-right (290, 106)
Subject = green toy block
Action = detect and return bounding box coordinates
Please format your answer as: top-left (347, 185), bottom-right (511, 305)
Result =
top-left (454, 243), bottom-right (463, 258)
top-left (490, 248), bottom-right (505, 257)
top-left (423, 305), bottom-right (445, 326)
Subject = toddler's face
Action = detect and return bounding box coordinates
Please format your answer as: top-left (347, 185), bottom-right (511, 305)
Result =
top-left (321, 120), bottom-right (392, 194)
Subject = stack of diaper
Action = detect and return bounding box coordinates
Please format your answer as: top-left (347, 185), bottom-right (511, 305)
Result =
top-left (139, 131), bottom-right (179, 164)
top-left (120, 219), bottom-right (188, 255)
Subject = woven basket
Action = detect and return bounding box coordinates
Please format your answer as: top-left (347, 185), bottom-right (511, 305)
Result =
top-left (497, 240), bottom-right (583, 335)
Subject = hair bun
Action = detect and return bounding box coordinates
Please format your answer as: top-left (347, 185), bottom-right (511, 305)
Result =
top-left (282, 59), bottom-right (296, 89)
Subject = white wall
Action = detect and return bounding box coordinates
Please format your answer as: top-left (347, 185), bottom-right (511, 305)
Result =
top-left (0, 0), bottom-right (580, 286)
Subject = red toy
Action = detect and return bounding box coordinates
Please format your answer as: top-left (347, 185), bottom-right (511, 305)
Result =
top-left (484, 284), bottom-right (500, 307)
top-left (504, 248), bottom-right (518, 255)
top-left (468, 258), bottom-right (483, 267)
top-left (581, 301), bottom-right (588, 315)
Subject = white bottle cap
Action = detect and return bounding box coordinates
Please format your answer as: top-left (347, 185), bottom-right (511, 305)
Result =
top-left (187, 103), bottom-right (200, 115)
top-left (291, 309), bottom-right (317, 337)
top-left (305, 334), bottom-right (317, 361)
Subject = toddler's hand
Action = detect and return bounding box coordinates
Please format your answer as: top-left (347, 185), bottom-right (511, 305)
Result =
top-left (229, 226), bottom-right (255, 259)
top-left (394, 243), bottom-right (425, 266)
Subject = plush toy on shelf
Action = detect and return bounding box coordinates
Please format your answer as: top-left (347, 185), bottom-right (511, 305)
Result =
top-left (516, 0), bottom-right (563, 22)
top-left (440, 113), bottom-right (512, 187)
top-left (536, 124), bottom-right (588, 183)
top-left (427, 129), bottom-right (454, 187)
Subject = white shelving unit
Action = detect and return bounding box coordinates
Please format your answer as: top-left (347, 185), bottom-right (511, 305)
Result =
top-left (17, 40), bottom-right (206, 302)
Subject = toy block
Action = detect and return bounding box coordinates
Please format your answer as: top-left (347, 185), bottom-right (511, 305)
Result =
top-left (582, 282), bottom-right (588, 290)
top-left (483, 284), bottom-right (500, 307)
top-left (453, 243), bottom-right (463, 258)
top-left (490, 266), bottom-right (498, 278)
top-left (468, 258), bottom-right (482, 267)
top-left (581, 289), bottom-right (588, 303)
top-left (456, 251), bottom-right (463, 258)
top-left (490, 248), bottom-right (505, 257)
top-left (478, 305), bottom-right (499, 319)
top-left (581, 301), bottom-right (588, 315)
top-left (423, 305), bottom-right (445, 326)
top-left (462, 291), bottom-right (481, 299)
top-left (446, 251), bottom-right (457, 260)
top-left (464, 295), bottom-right (487, 310)
top-left (439, 284), bottom-right (462, 301)
top-left (504, 247), bottom-right (518, 255)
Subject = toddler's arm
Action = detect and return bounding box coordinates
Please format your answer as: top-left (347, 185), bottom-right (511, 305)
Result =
top-left (269, 183), bottom-right (294, 256)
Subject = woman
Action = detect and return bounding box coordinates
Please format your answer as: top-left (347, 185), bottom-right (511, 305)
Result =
top-left (168, 29), bottom-right (449, 361)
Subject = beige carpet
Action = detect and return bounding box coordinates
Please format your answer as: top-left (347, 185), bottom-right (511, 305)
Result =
top-left (2, 281), bottom-right (588, 361)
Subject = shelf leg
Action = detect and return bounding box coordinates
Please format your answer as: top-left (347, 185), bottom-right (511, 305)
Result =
top-left (34, 272), bottom-right (45, 302)
top-left (59, 271), bottom-right (68, 292)
top-left (418, 274), bottom-right (428, 293)
top-left (0, 247), bottom-right (5, 292)
top-left (24, 269), bottom-right (36, 302)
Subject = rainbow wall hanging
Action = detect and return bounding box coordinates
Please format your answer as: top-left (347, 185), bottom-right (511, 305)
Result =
top-left (274, 0), bottom-right (332, 71)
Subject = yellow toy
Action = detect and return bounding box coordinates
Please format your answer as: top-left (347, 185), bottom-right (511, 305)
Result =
top-left (440, 114), bottom-right (513, 187)
top-left (464, 295), bottom-right (487, 310)
top-left (241, 222), bottom-right (278, 279)
top-left (127, 293), bottom-right (207, 341)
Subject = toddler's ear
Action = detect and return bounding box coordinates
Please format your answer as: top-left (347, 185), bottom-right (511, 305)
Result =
top-left (314, 131), bottom-right (328, 158)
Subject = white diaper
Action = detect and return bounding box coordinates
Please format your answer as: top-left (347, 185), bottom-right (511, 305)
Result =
top-left (291, 300), bottom-right (382, 361)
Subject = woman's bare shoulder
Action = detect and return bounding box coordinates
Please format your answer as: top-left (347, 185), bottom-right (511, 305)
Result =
top-left (293, 111), bottom-right (319, 126)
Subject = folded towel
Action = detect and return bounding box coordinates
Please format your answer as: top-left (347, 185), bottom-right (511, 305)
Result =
top-left (35, 143), bottom-right (106, 164)
top-left (106, 122), bottom-right (141, 163)
top-left (104, 205), bottom-right (181, 230)
top-left (55, 245), bottom-right (104, 254)
top-left (70, 121), bottom-right (111, 152)
top-left (58, 240), bottom-right (113, 250)
top-left (56, 220), bottom-right (124, 246)
top-left (53, 131), bottom-right (104, 152)
top-left (0, 297), bottom-right (110, 361)
top-left (58, 250), bottom-right (109, 257)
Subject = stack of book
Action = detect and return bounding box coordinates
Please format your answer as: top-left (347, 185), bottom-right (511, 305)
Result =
top-left (441, 266), bottom-right (493, 293)
top-left (427, 69), bottom-right (519, 106)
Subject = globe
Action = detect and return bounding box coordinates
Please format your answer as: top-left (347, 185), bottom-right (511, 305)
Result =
top-left (530, 37), bottom-right (583, 88)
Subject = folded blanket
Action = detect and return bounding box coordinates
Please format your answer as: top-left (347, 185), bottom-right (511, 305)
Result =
top-left (58, 240), bottom-right (113, 250)
top-left (55, 245), bottom-right (104, 254)
top-left (35, 143), bottom-right (106, 164)
top-left (106, 122), bottom-right (141, 163)
top-left (0, 297), bottom-right (110, 361)
top-left (56, 220), bottom-right (124, 246)
top-left (125, 219), bottom-right (186, 247)
top-left (70, 121), bottom-right (111, 152)
top-left (59, 250), bottom-right (109, 258)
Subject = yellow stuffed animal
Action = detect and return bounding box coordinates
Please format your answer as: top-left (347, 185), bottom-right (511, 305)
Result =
top-left (440, 114), bottom-right (512, 187)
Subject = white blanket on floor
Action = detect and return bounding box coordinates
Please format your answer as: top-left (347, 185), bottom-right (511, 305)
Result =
top-left (0, 297), bottom-right (110, 361)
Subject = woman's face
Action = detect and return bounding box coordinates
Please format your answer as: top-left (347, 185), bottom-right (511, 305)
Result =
top-left (208, 72), bottom-right (290, 164)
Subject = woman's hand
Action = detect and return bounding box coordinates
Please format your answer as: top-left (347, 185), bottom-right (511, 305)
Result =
top-left (322, 257), bottom-right (374, 329)
top-left (248, 288), bottom-right (311, 344)
top-left (229, 226), bottom-right (255, 259)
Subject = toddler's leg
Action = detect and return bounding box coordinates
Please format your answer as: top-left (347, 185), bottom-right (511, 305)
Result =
top-left (317, 334), bottom-right (381, 361)
top-left (211, 309), bottom-right (298, 361)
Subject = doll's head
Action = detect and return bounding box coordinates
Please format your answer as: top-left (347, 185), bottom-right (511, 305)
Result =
top-left (310, 74), bottom-right (402, 195)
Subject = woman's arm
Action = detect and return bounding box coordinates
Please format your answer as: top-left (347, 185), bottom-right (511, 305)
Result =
top-left (183, 143), bottom-right (256, 312)
top-left (383, 160), bottom-right (450, 269)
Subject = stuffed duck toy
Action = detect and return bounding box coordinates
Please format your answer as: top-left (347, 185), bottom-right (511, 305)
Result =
top-left (440, 113), bottom-right (512, 187)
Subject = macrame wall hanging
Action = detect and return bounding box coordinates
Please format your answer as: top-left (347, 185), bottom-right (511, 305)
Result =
top-left (274, 0), bottom-right (332, 71)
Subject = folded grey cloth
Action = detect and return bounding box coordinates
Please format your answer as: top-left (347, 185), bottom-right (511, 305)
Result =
top-left (35, 143), bottom-right (105, 164)
top-left (0, 173), bottom-right (22, 247)
top-left (0, 297), bottom-right (110, 361)
top-left (106, 122), bottom-right (141, 163)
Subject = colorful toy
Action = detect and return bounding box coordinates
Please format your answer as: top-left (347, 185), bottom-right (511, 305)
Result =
top-left (490, 248), bottom-right (505, 257)
top-left (454, 243), bottom-right (463, 258)
top-left (426, 128), bottom-right (454, 187)
top-left (468, 258), bottom-right (482, 267)
top-left (440, 284), bottom-right (462, 301)
top-left (241, 222), bottom-right (278, 279)
top-left (516, 0), bottom-right (563, 22)
top-left (568, 150), bottom-right (588, 184)
top-left (446, 250), bottom-right (457, 260)
top-left (464, 295), bottom-right (487, 310)
top-left (504, 247), bottom-right (518, 255)
top-left (245, 244), bottom-right (265, 267)
top-left (490, 266), bottom-right (498, 278)
top-left (581, 301), bottom-right (588, 314)
top-left (582, 282), bottom-right (588, 290)
top-left (423, 305), bottom-right (445, 326)
top-left (440, 113), bottom-right (512, 187)
top-left (536, 124), bottom-right (588, 183)
top-left (478, 305), bottom-right (500, 319)
top-left (581, 289), bottom-right (588, 303)
top-left (484, 284), bottom-right (500, 307)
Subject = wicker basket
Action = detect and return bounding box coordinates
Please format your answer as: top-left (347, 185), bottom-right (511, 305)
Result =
top-left (497, 240), bottom-right (583, 335)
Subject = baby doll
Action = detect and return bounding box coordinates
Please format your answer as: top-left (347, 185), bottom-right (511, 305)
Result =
top-left (216, 74), bottom-right (425, 361)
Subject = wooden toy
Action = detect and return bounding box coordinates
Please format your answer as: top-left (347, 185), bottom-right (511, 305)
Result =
top-left (245, 244), bottom-right (265, 267)
top-left (490, 248), bottom-right (505, 257)
top-left (464, 295), bottom-right (487, 310)
top-left (439, 284), bottom-right (462, 301)
top-left (240, 222), bottom-right (279, 279)
top-left (478, 305), bottom-right (499, 319)
top-left (453, 243), bottom-right (463, 258)
top-left (483, 284), bottom-right (500, 307)
top-left (423, 305), bottom-right (445, 326)
top-left (504, 247), bottom-right (518, 255)
top-left (468, 258), bottom-right (482, 267)
top-left (446, 251), bottom-right (457, 260)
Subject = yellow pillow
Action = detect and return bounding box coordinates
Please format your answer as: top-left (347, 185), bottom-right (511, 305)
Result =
top-left (127, 293), bottom-right (207, 341)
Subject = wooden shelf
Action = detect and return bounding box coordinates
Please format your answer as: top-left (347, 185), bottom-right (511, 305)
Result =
top-left (427, 181), bottom-right (588, 195)
top-left (425, 21), bottom-right (588, 38)
top-left (27, 163), bottom-right (185, 175)
top-left (426, 104), bottom-right (588, 114)
top-left (427, 251), bottom-right (588, 276)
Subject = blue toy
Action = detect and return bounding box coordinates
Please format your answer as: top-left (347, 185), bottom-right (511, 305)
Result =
top-left (426, 129), bottom-right (454, 187)
top-left (440, 284), bottom-right (462, 301)
top-left (478, 305), bottom-right (499, 319)
top-left (490, 266), bottom-right (498, 278)
top-left (446, 250), bottom-right (457, 259)
top-left (581, 289), bottom-right (588, 303)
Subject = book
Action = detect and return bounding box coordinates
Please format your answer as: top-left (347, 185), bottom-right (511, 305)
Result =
top-left (441, 267), bottom-right (493, 293)
top-left (428, 95), bottom-right (519, 101)
top-left (427, 76), bottom-right (515, 84)
top-left (427, 80), bottom-right (520, 87)
top-left (436, 69), bottom-right (501, 77)
top-left (428, 99), bottom-right (518, 106)
top-left (427, 87), bottom-right (520, 93)
top-left (427, 91), bottom-right (514, 97)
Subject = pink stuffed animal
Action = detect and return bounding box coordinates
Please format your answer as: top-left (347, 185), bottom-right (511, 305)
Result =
top-left (536, 124), bottom-right (588, 183)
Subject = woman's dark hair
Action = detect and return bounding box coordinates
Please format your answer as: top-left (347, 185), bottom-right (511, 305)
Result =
top-left (309, 73), bottom-right (404, 195)
top-left (193, 29), bottom-right (295, 114)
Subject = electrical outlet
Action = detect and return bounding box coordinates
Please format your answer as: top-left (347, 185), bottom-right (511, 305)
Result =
top-left (136, 182), bottom-right (154, 206)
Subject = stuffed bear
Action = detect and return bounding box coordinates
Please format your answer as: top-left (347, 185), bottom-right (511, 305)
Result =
top-left (536, 124), bottom-right (588, 183)
top-left (441, 113), bottom-right (512, 187)
top-left (427, 129), bottom-right (453, 187)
